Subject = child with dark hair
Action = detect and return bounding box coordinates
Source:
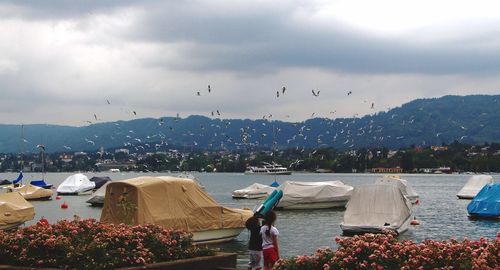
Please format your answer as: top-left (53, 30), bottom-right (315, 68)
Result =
top-left (245, 215), bottom-right (262, 270)
top-left (260, 211), bottom-right (279, 270)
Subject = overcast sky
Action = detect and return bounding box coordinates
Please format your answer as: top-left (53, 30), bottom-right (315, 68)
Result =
top-left (1, 0), bottom-right (500, 126)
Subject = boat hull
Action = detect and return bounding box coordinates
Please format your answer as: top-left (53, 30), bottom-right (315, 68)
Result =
top-left (341, 214), bottom-right (413, 236)
top-left (232, 193), bottom-right (268, 199)
top-left (192, 227), bottom-right (245, 244)
top-left (277, 200), bottom-right (348, 210)
top-left (244, 171), bottom-right (291, 175)
top-left (0, 222), bottom-right (24, 231)
top-left (457, 194), bottom-right (474, 199)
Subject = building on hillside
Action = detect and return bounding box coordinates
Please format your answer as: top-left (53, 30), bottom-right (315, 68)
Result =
top-left (370, 167), bottom-right (403, 173)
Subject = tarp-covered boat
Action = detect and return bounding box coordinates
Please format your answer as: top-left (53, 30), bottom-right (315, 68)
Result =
top-left (89, 176), bottom-right (111, 190)
top-left (375, 175), bottom-right (419, 204)
top-left (0, 192), bottom-right (35, 230)
top-left (86, 181), bottom-right (112, 206)
top-left (467, 183), bottom-right (500, 219)
top-left (57, 173), bottom-right (95, 195)
top-left (30, 180), bottom-right (53, 189)
top-left (10, 184), bottom-right (53, 200)
top-left (340, 184), bottom-right (414, 235)
top-left (232, 183), bottom-right (276, 199)
top-left (0, 179), bottom-right (12, 186)
top-left (100, 176), bottom-right (253, 244)
top-left (457, 175), bottom-right (493, 199)
top-left (276, 181), bottom-right (353, 209)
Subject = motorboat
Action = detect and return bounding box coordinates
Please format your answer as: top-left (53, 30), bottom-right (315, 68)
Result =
top-left (467, 183), bottom-right (500, 219)
top-left (100, 176), bottom-right (253, 244)
top-left (457, 175), bottom-right (493, 199)
top-left (30, 179), bottom-right (53, 189)
top-left (0, 192), bottom-right (35, 231)
top-left (232, 183), bottom-right (277, 199)
top-left (340, 184), bottom-right (414, 235)
top-left (276, 181), bottom-right (353, 210)
top-left (244, 162), bottom-right (291, 175)
top-left (57, 173), bottom-right (95, 195)
top-left (86, 181), bottom-right (112, 206)
top-left (9, 184), bottom-right (53, 200)
top-left (89, 176), bottom-right (111, 190)
top-left (375, 175), bottom-right (419, 204)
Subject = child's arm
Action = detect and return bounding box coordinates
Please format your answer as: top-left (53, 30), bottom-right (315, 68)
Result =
top-left (272, 235), bottom-right (279, 258)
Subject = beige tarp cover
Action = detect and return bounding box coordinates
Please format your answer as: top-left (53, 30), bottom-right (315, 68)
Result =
top-left (375, 175), bottom-right (419, 202)
top-left (457, 175), bottom-right (494, 198)
top-left (13, 184), bottom-right (53, 200)
top-left (100, 176), bottom-right (252, 232)
top-left (0, 192), bottom-right (35, 229)
top-left (342, 184), bottom-right (412, 228)
top-left (277, 181), bottom-right (353, 207)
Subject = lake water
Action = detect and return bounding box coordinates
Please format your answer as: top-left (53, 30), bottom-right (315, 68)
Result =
top-left (1, 172), bottom-right (498, 267)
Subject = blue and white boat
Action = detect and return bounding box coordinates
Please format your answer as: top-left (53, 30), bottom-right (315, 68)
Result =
top-left (467, 183), bottom-right (500, 219)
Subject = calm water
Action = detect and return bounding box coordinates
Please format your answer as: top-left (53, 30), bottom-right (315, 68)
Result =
top-left (1, 172), bottom-right (499, 266)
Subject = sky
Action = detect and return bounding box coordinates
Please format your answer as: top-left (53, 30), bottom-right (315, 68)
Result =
top-left (1, 0), bottom-right (500, 126)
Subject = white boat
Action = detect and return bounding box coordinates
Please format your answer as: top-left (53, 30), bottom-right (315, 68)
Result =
top-left (457, 175), bottom-right (494, 199)
top-left (0, 192), bottom-right (35, 231)
top-left (340, 184), bottom-right (414, 235)
top-left (57, 173), bottom-right (95, 195)
top-left (232, 183), bottom-right (276, 199)
top-left (100, 176), bottom-right (253, 244)
top-left (8, 184), bottom-right (53, 200)
top-left (375, 175), bottom-right (419, 204)
top-left (244, 162), bottom-right (291, 175)
top-left (276, 181), bottom-right (353, 210)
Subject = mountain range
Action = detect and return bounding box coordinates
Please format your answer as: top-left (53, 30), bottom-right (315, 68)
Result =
top-left (1, 95), bottom-right (499, 153)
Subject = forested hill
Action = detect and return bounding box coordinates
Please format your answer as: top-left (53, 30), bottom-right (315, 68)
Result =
top-left (1, 95), bottom-right (499, 153)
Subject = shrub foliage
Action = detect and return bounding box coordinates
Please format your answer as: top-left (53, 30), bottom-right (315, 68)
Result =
top-left (0, 219), bottom-right (214, 269)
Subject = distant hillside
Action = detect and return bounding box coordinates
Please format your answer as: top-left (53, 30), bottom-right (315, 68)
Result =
top-left (1, 95), bottom-right (499, 153)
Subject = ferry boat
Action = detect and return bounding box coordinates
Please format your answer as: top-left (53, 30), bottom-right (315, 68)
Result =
top-left (244, 162), bottom-right (292, 175)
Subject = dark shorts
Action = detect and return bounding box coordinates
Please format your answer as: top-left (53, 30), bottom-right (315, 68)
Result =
top-left (263, 247), bottom-right (278, 264)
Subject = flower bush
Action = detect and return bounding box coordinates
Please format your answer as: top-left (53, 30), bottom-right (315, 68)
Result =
top-left (274, 232), bottom-right (500, 270)
top-left (0, 218), bottom-right (214, 269)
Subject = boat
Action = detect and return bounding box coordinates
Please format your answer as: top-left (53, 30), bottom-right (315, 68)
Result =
top-left (244, 162), bottom-right (292, 175)
top-left (457, 175), bottom-right (493, 199)
top-left (30, 180), bottom-right (53, 189)
top-left (9, 184), bottom-right (53, 200)
top-left (0, 192), bottom-right (35, 230)
top-left (232, 183), bottom-right (277, 199)
top-left (340, 184), bottom-right (414, 235)
top-left (89, 176), bottom-right (112, 190)
top-left (0, 179), bottom-right (12, 186)
top-left (375, 175), bottom-right (419, 204)
top-left (467, 183), bottom-right (500, 219)
top-left (86, 181), bottom-right (112, 206)
top-left (100, 176), bottom-right (253, 244)
top-left (177, 172), bottom-right (205, 190)
top-left (57, 173), bottom-right (95, 195)
top-left (276, 181), bottom-right (353, 210)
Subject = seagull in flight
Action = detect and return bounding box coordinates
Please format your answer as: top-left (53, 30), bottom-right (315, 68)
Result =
top-left (311, 89), bottom-right (320, 96)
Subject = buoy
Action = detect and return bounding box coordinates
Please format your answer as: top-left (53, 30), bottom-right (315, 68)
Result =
top-left (61, 202), bottom-right (68, 209)
top-left (55, 196), bottom-right (61, 200)
top-left (38, 217), bottom-right (49, 226)
top-left (410, 219), bottom-right (420, 225)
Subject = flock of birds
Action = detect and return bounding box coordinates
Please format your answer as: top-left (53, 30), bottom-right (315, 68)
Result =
top-left (19, 85), bottom-right (482, 160)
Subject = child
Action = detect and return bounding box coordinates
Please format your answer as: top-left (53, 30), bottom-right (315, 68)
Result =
top-left (246, 215), bottom-right (262, 270)
top-left (260, 211), bottom-right (279, 270)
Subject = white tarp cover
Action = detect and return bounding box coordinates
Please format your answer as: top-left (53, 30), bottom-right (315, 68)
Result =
top-left (277, 181), bottom-right (353, 207)
top-left (86, 181), bottom-right (112, 205)
top-left (342, 184), bottom-right (412, 230)
top-left (13, 184), bottom-right (53, 200)
top-left (0, 192), bottom-right (35, 229)
top-left (57, 173), bottom-right (95, 194)
top-left (375, 175), bottom-right (419, 202)
top-left (232, 183), bottom-right (276, 198)
top-left (457, 175), bottom-right (494, 198)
